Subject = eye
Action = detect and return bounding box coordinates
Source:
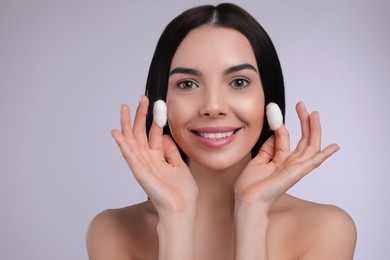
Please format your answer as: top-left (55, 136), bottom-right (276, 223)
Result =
top-left (176, 79), bottom-right (199, 90)
top-left (230, 77), bottom-right (252, 89)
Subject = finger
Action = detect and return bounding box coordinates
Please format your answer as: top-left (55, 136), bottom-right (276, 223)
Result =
top-left (162, 135), bottom-right (184, 167)
top-left (149, 120), bottom-right (164, 151)
top-left (274, 124), bottom-right (290, 154)
top-left (309, 112), bottom-right (321, 148)
top-left (259, 143), bottom-right (339, 204)
top-left (120, 104), bottom-right (133, 143)
top-left (133, 95), bottom-right (149, 148)
top-left (299, 143), bottom-right (340, 178)
top-left (280, 143), bottom-right (340, 186)
top-left (253, 135), bottom-right (275, 164)
top-left (112, 129), bottom-right (156, 187)
top-left (149, 100), bottom-right (166, 151)
top-left (111, 129), bottom-right (136, 162)
top-left (295, 102), bottom-right (310, 152)
top-left (302, 111), bottom-right (321, 156)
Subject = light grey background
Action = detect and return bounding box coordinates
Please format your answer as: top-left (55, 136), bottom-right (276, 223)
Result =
top-left (1, 0), bottom-right (389, 259)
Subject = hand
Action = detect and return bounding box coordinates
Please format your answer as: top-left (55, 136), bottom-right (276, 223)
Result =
top-left (111, 96), bottom-right (199, 215)
top-left (234, 102), bottom-right (339, 211)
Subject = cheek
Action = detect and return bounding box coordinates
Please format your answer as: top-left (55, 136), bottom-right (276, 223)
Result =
top-left (166, 97), bottom-right (195, 139)
top-left (236, 92), bottom-right (265, 128)
top-left (234, 94), bottom-right (265, 152)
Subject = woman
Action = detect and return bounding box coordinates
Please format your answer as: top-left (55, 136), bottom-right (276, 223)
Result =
top-left (87, 3), bottom-right (356, 259)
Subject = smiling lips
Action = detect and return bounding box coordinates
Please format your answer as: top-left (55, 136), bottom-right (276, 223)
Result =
top-left (191, 127), bottom-right (241, 148)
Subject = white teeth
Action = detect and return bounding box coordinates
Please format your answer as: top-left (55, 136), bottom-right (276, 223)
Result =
top-left (197, 131), bottom-right (235, 139)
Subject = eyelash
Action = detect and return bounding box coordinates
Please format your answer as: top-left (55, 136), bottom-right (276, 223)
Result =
top-left (176, 79), bottom-right (199, 90)
top-left (175, 76), bottom-right (252, 90)
top-left (229, 77), bottom-right (252, 89)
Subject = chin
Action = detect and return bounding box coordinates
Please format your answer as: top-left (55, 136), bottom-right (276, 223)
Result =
top-left (187, 152), bottom-right (251, 172)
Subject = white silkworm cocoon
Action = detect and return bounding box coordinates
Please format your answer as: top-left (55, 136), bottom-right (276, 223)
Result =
top-left (153, 100), bottom-right (167, 128)
top-left (266, 102), bottom-right (283, 131)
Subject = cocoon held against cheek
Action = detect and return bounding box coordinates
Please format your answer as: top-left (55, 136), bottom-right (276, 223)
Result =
top-left (153, 100), bottom-right (167, 128)
top-left (266, 102), bottom-right (283, 131)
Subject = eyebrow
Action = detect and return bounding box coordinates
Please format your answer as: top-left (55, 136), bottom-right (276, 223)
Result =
top-left (169, 67), bottom-right (201, 76)
top-left (169, 63), bottom-right (257, 76)
top-left (223, 63), bottom-right (257, 74)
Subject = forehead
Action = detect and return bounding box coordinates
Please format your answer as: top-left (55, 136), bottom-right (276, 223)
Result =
top-left (171, 26), bottom-right (258, 70)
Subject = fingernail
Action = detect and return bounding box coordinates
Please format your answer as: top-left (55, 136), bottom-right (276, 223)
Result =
top-left (111, 129), bottom-right (115, 138)
top-left (139, 95), bottom-right (144, 104)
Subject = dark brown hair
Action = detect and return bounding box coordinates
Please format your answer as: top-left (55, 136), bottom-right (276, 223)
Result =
top-left (145, 3), bottom-right (285, 160)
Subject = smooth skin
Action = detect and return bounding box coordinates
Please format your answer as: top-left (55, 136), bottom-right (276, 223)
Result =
top-left (86, 26), bottom-right (356, 260)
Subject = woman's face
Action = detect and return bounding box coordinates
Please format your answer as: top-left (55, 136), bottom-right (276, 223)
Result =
top-left (166, 26), bottom-right (264, 171)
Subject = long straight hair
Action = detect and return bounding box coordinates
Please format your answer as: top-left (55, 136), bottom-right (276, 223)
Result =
top-left (145, 3), bottom-right (285, 160)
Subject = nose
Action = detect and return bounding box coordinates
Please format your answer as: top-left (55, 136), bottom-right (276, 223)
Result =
top-left (199, 86), bottom-right (229, 118)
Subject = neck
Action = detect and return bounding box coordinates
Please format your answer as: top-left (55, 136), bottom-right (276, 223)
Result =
top-left (188, 155), bottom-right (251, 217)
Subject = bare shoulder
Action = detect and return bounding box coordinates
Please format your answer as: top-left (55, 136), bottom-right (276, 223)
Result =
top-left (270, 194), bottom-right (357, 260)
top-left (86, 201), bottom-right (158, 260)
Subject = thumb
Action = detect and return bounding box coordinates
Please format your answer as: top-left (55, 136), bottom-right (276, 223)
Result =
top-left (162, 135), bottom-right (184, 167)
top-left (254, 135), bottom-right (275, 164)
